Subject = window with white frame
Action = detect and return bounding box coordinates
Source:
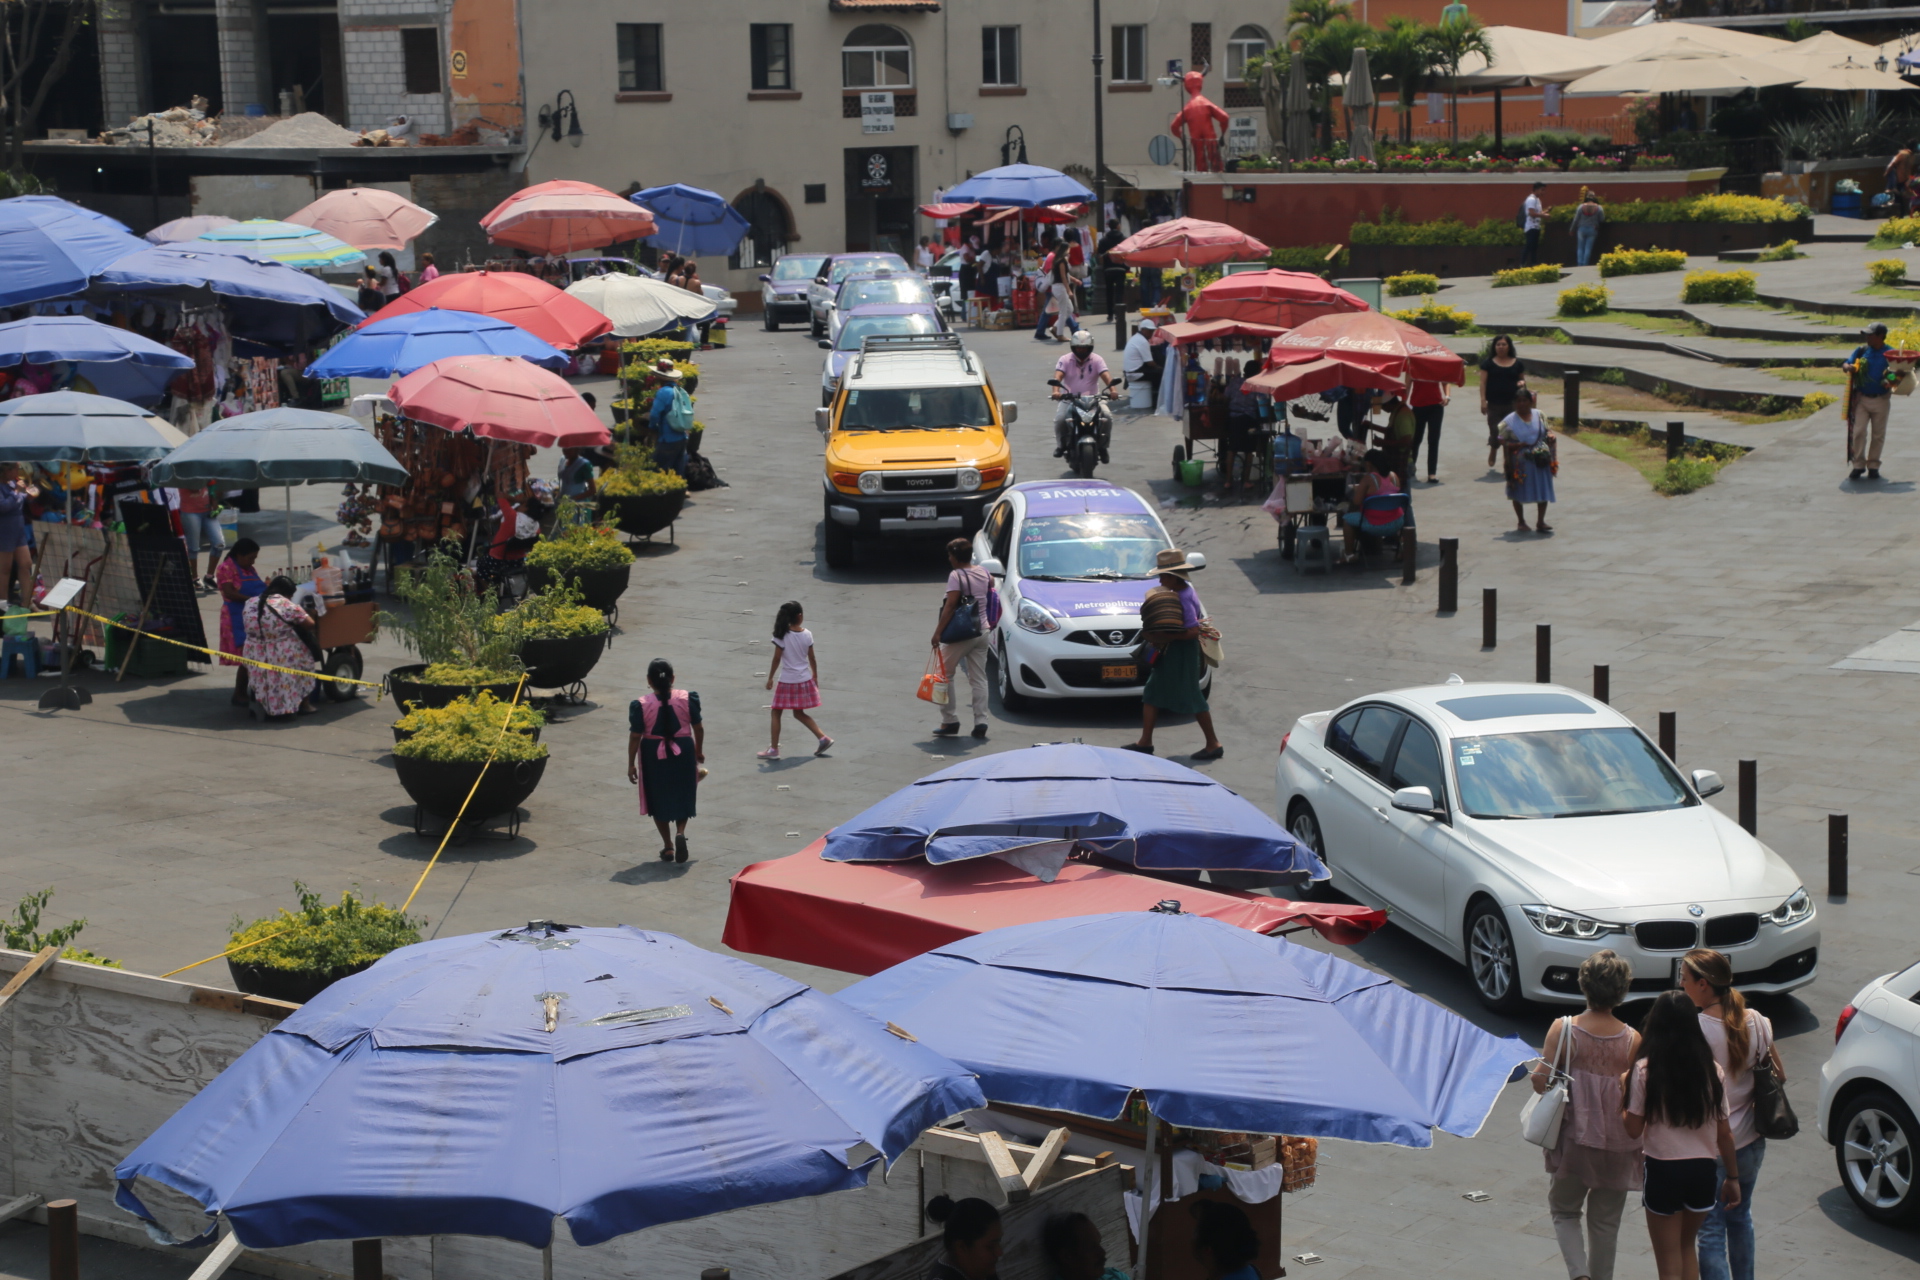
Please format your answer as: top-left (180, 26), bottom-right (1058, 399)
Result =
top-left (1226, 25), bottom-right (1269, 82)
top-left (1111, 25), bottom-right (1145, 84)
top-left (982, 26), bottom-right (1019, 87)
top-left (842, 24), bottom-right (912, 89)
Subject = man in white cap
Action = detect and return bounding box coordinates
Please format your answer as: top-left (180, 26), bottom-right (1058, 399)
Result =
top-left (1122, 317), bottom-right (1163, 410)
top-left (1050, 330), bottom-right (1120, 461)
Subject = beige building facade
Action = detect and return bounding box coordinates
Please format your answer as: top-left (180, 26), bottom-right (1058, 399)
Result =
top-left (521, 1), bottom-right (1279, 299)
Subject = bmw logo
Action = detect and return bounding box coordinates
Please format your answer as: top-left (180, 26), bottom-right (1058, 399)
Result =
top-left (1687, 904), bottom-right (1704, 918)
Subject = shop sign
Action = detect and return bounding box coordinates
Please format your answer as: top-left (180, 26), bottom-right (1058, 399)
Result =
top-left (862, 92), bottom-right (896, 135)
top-left (862, 152), bottom-right (892, 190)
top-left (1225, 114), bottom-right (1262, 158)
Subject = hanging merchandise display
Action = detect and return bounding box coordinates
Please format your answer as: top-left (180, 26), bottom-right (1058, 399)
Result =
top-left (369, 410), bottom-right (532, 568)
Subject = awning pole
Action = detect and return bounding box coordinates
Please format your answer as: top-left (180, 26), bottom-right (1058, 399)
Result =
top-left (1135, 1106), bottom-right (1159, 1280)
top-left (542, 1242), bottom-right (553, 1280)
top-left (284, 485), bottom-right (294, 573)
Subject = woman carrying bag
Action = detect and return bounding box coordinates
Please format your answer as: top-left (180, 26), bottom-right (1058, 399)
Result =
top-left (1530, 949), bottom-right (1642, 1280)
top-left (930, 538), bottom-right (992, 740)
top-left (1500, 386), bottom-right (1557, 534)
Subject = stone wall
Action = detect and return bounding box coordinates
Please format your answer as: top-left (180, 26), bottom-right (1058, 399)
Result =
top-left (340, 0), bottom-right (451, 134)
top-left (95, 0), bottom-right (147, 127)
top-left (412, 168), bottom-right (522, 268)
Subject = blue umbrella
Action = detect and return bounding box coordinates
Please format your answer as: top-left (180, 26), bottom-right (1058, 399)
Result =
top-left (940, 163), bottom-right (1096, 209)
top-left (0, 315), bottom-right (192, 406)
top-left (631, 183), bottom-right (752, 257)
top-left (114, 924), bottom-right (985, 1250)
top-left (0, 202), bottom-right (149, 307)
top-left (821, 742), bottom-right (1326, 879)
top-left (0, 194), bottom-right (134, 233)
top-left (306, 307), bottom-right (570, 379)
top-left (92, 244), bottom-right (365, 344)
top-left (841, 909), bottom-right (1535, 1145)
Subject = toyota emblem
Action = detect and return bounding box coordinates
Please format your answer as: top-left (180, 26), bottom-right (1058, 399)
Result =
top-left (1108, 631), bottom-right (1124, 645)
top-left (1687, 904), bottom-right (1704, 918)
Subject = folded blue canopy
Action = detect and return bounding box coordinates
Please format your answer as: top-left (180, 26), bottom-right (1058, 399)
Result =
top-left (0, 202), bottom-right (148, 307)
top-left (840, 911), bottom-right (1536, 1147)
top-left (821, 742), bottom-right (1325, 877)
top-left (306, 307), bottom-right (570, 379)
top-left (114, 925), bottom-right (985, 1251)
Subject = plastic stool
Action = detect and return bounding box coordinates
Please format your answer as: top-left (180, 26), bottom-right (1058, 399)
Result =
top-left (0, 634), bottom-right (39, 678)
top-left (1293, 525), bottom-right (1332, 575)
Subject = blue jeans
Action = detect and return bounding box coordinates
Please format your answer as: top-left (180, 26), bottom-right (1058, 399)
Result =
top-left (1697, 1137), bottom-right (1764, 1280)
top-left (1575, 227), bottom-right (1598, 267)
top-left (653, 439), bottom-right (687, 476)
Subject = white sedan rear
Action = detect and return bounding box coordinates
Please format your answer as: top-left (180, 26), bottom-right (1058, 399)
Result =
top-left (1276, 682), bottom-right (1819, 1012)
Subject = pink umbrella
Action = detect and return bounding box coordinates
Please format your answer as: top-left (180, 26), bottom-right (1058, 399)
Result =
top-left (388, 355), bottom-right (612, 449)
top-left (1187, 269), bottom-right (1369, 329)
top-left (480, 180), bottom-right (658, 255)
top-left (144, 215), bottom-right (237, 244)
top-left (1109, 217), bottom-right (1270, 268)
top-left (287, 187), bottom-right (438, 251)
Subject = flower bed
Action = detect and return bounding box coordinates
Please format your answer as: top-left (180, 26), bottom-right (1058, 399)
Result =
top-left (1384, 299), bottom-right (1476, 334)
top-left (1598, 247), bottom-right (1687, 278)
top-left (1493, 264), bottom-right (1563, 288)
top-left (1680, 270), bottom-right (1757, 304)
top-left (1385, 272), bottom-right (1441, 297)
top-left (1557, 284), bottom-right (1612, 317)
top-left (1868, 259), bottom-right (1908, 286)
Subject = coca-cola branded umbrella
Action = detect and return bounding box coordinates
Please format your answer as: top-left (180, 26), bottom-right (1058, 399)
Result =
top-left (389, 355), bottom-right (611, 449)
top-left (1186, 268), bottom-right (1370, 329)
top-left (1243, 354), bottom-right (1410, 402)
top-left (480, 180), bottom-right (658, 255)
top-left (1258, 310), bottom-right (1467, 386)
top-left (362, 271), bottom-right (612, 349)
top-left (1109, 217), bottom-right (1269, 269)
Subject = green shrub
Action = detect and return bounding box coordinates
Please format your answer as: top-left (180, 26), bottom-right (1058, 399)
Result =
top-left (393, 691), bottom-right (550, 763)
top-left (1870, 215), bottom-right (1920, 247)
top-left (619, 337), bottom-right (697, 362)
top-left (1265, 244), bottom-right (1347, 274)
top-left (419, 661), bottom-right (522, 686)
top-left (1803, 391), bottom-right (1837, 412)
top-left (229, 884), bottom-right (421, 975)
top-left (1492, 264), bottom-right (1563, 288)
top-left (1598, 247), bottom-right (1687, 277)
top-left (503, 584), bottom-right (611, 640)
top-left (395, 691), bottom-right (544, 737)
top-left (1680, 269), bottom-right (1758, 303)
top-left (1350, 214), bottom-right (1522, 246)
top-left (1384, 272), bottom-right (1440, 297)
top-left (524, 521), bottom-right (636, 574)
top-left (599, 467), bottom-right (688, 497)
top-left (1546, 195), bottom-right (1808, 226)
top-left (1384, 298), bottom-right (1476, 329)
top-left (3, 889), bottom-right (117, 968)
top-left (378, 548), bottom-right (524, 676)
top-left (1653, 457), bottom-right (1720, 495)
top-left (1755, 240), bottom-right (1802, 262)
top-left (1868, 258), bottom-right (1908, 286)
top-left (1557, 283), bottom-right (1612, 317)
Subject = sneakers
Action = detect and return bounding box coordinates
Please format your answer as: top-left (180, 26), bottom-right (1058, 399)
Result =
top-left (814, 735), bottom-right (834, 755)
top-left (756, 746), bottom-right (780, 759)
top-left (932, 723), bottom-right (960, 736)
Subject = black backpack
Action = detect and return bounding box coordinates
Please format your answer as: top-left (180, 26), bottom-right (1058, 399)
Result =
top-left (1515, 201), bottom-right (1528, 228)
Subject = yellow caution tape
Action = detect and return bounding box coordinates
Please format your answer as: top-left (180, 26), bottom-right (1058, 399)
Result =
top-left (3, 609), bottom-right (61, 619)
top-left (400, 674), bottom-right (531, 913)
top-left (67, 607), bottom-right (387, 696)
top-left (158, 927), bottom-right (297, 980)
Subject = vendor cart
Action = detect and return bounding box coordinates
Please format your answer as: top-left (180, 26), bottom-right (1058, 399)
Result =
top-left (312, 599), bottom-right (374, 700)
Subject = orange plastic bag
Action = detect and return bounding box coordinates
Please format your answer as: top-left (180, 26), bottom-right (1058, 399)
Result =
top-left (916, 651), bottom-right (951, 704)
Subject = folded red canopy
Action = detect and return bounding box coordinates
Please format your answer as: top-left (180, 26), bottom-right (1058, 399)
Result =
top-left (723, 841), bottom-right (1388, 976)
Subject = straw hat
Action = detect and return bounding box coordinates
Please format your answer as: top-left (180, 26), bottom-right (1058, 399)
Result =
top-left (652, 357), bottom-right (683, 382)
top-left (1154, 548), bottom-right (1200, 578)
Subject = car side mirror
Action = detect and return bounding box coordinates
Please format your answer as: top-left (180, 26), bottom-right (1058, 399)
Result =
top-left (758, 274), bottom-right (772, 283)
top-left (818, 339), bottom-right (832, 349)
top-left (980, 556), bottom-right (1005, 577)
top-left (1000, 400), bottom-right (1018, 424)
top-left (1691, 769), bottom-right (1724, 799)
top-left (1390, 785), bottom-right (1438, 815)
top-left (814, 407), bottom-right (832, 435)
top-left (1185, 551), bottom-right (1207, 570)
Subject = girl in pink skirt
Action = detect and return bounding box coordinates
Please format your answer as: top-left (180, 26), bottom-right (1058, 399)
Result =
top-left (760, 600), bottom-right (831, 759)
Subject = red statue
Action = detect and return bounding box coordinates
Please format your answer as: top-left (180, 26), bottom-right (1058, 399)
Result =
top-left (1170, 70), bottom-right (1230, 172)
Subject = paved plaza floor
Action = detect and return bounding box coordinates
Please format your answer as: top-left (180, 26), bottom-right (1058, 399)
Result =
top-left (3, 242), bottom-right (1920, 1277)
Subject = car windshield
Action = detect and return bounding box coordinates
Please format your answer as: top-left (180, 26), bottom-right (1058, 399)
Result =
top-left (1452, 727), bottom-right (1693, 819)
top-left (1018, 513), bottom-right (1169, 579)
top-left (832, 256), bottom-right (906, 283)
top-left (841, 386), bottom-right (995, 430)
top-left (772, 256), bottom-right (826, 281)
top-left (838, 314), bottom-right (941, 349)
top-left (840, 278), bottom-right (931, 308)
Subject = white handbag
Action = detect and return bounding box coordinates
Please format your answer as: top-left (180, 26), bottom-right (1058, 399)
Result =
top-left (1521, 1016), bottom-right (1573, 1149)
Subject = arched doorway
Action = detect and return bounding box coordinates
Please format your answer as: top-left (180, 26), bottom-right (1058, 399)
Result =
top-left (729, 183), bottom-right (796, 270)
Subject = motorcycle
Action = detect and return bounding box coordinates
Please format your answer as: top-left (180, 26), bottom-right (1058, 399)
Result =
top-left (1058, 391), bottom-right (1119, 480)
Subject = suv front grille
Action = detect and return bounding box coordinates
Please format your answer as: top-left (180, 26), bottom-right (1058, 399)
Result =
top-left (880, 472), bottom-right (957, 492)
top-left (1635, 920), bottom-right (1699, 952)
top-left (1065, 627), bottom-right (1141, 648)
top-left (1704, 913), bottom-right (1759, 948)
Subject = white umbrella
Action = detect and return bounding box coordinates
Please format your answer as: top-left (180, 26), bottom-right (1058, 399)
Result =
top-left (1564, 38), bottom-right (1803, 98)
top-left (1451, 25), bottom-right (1611, 88)
top-left (563, 274), bottom-right (717, 338)
top-left (1587, 23), bottom-right (1786, 60)
top-left (1756, 53), bottom-right (1918, 94)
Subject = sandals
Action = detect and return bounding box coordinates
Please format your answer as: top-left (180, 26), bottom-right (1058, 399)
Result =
top-left (657, 847), bottom-right (674, 862)
top-left (674, 834), bottom-right (689, 864)
top-left (1536, 522), bottom-right (1554, 534)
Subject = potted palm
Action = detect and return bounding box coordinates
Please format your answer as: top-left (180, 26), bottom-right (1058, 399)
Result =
top-left (391, 692), bottom-right (550, 837)
top-left (377, 549), bottom-right (527, 708)
top-left (227, 883), bottom-right (421, 1005)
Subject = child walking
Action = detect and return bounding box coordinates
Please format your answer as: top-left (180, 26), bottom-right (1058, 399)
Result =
top-left (760, 601), bottom-right (832, 759)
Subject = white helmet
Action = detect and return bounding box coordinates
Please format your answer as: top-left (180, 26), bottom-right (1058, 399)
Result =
top-left (1070, 330), bottom-right (1094, 348)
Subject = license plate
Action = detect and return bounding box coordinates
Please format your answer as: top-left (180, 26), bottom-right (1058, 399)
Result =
top-left (1102, 664), bottom-right (1138, 681)
top-left (906, 505), bottom-right (938, 520)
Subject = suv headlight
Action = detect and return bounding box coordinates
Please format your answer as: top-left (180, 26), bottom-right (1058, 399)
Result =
top-left (857, 472), bottom-right (883, 495)
top-left (957, 467), bottom-right (982, 491)
top-left (1015, 597), bottom-right (1060, 634)
top-left (1765, 886), bottom-right (1813, 927)
top-left (1520, 905), bottom-right (1626, 941)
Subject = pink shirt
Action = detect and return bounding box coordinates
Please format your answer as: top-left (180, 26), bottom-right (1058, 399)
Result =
top-left (1054, 352), bottom-right (1109, 397)
top-left (1699, 1010), bottom-right (1773, 1150)
top-left (1627, 1059), bottom-right (1728, 1162)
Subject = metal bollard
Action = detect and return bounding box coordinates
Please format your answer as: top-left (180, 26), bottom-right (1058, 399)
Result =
top-left (1738, 760), bottom-right (1757, 834)
top-left (1483, 588), bottom-right (1497, 648)
top-left (1564, 370), bottom-right (1581, 432)
top-left (1437, 538), bottom-right (1458, 613)
top-left (1401, 530), bottom-right (1416, 585)
top-left (1829, 814), bottom-right (1849, 899)
top-left (1593, 664), bottom-right (1610, 704)
top-left (1658, 711), bottom-right (1677, 762)
top-left (47, 1200), bottom-right (78, 1280)
top-left (1536, 624), bottom-right (1551, 684)
top-left (1666, 420), bottom-right (1684, 461)
top-left (353, 1239), bottom-right (383, 1280)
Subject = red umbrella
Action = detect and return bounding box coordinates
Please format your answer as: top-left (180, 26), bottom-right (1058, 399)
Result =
top-left (389, 355), bottom-right (611, 449)
top-left (1243, 355), bottom-right (1407, 402)
top-left (1109, 217), bottom-right (1270, 268)
top-left (1262, 310), bottom-right (1466, 385)
top-left (362, 272), bottom-right (612, 349)
top-left (479, 179), bottom-right (658, 255)
top-left (1187, 268), bottom-right (1370, 329)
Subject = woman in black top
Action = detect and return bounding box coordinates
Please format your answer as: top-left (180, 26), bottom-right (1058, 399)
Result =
top-left (1479, 334), bottom-right (1525, 471)
top-left (926, 1195), bottom-right (1001, 1280)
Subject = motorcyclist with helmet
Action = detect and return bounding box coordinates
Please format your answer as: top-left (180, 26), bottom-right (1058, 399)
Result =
top-left (1050, 330), bottom-right (1121, 464)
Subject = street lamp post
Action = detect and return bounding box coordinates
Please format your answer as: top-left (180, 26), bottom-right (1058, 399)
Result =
top-left (1092, 0), bottom-right (1108, 320)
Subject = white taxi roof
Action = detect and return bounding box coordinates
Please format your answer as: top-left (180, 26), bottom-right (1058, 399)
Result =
top-left (1371, 682), bottom-right (1636, 737)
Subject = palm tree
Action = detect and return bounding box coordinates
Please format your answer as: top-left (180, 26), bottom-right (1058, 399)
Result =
top-left (1371, 17), bottom-right (1444, 145)
top-left (1427, 12), bottom-right (1494, 145)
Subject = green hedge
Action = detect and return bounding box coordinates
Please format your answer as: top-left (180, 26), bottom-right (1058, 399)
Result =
top-left (1680, 269), bottom-right (1757, 304)
top-left (1546, 194), bottom-right (1809, 227)
top-left (1265, 244), bottom-right (1348, 274)
top-left (1351, 215), bottom-right (1521, 246)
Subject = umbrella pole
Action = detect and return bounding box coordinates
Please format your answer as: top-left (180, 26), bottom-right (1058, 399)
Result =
top-left (284, 485), bottom-right (295, 574)
top-left (542, 1242), bottom-right (553, 1280)
top-left (1135, 1107), bottom-right (1159, 1280)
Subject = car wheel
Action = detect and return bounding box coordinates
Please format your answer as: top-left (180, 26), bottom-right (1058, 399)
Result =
top-left (1465, 899), bottom-right (1527, 1015)
top-left (823, 496), bottom-right (854, 570)
top-left (821, 387), bottom-right (834, 408)
top-left (994, 638), bottom-right (1029, 712)
top-left (810, 314), bottom-right (824, 338)
top-left (1286, 800), bottom-right (1327, 884)
top-left (764, 308), bottom-right (778, 332)
top-left (1172, 444), bottom-right (1187, 481)
top-left (1835, 1090), bottom-right (1920, 1226)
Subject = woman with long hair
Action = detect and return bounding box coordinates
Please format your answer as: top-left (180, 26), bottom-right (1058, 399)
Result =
top-left (760, 600), bottom-right (830, 760)
top-left (1623, 989), bottom-right (1742, 1280)
top-left (240, 574), bottom-right (320, 717)
top-left (925, 1196), bottom-right (1001, 1280)
top-left (375, 251), bottom-right (402, 299)
top-left (1681, 949), bottom-right (1783, 1280)
top-left (1479, 333), bottom-right (1525, 470)
top-left (627, 658), bottom-right (704, 862)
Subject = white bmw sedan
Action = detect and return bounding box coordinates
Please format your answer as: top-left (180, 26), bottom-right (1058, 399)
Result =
top-left (1276, 682), bottom-right (1820, 1012)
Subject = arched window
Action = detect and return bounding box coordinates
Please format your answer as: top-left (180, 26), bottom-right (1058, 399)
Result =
top-left (1226, 25), bottom-right (1269, 82)
top-left (842, 25), bottom-right (912, 89)
top-left (729, 184), bottom-right (796, 270)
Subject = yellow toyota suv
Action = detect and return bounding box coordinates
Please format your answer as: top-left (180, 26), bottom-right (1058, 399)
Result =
top-left (815, 333), bottom-right (1016, 569)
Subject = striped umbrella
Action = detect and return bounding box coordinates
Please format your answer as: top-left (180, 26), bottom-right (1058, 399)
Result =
top-left (195, 218), bottom-right (366, 269)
